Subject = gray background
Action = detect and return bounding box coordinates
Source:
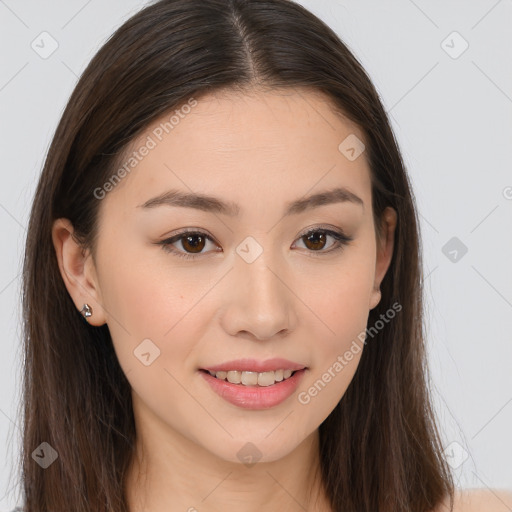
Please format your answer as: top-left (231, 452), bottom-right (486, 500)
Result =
top-left (1, 0), bottom-right (511, 509)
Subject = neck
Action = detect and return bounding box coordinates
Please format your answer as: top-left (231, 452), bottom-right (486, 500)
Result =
top-left (124, 415), bottom-right (330, 511)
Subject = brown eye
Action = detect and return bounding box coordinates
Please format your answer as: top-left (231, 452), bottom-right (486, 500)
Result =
top-left (157, 230), bottom-right (219, 260)
top-left (157, 226), bottom-right (352, 261)
top-left (180, 233), bottom-right (206, 253)
top-left (294, 228), bottom-right (352, 255)
top-left (302, 231), bottom-right (328, 251)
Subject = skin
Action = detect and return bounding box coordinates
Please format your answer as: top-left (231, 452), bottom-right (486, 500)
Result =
top-left (53, 86), bottom-right (409, 511)
top-left (442, 489), bottom-right (512, 512)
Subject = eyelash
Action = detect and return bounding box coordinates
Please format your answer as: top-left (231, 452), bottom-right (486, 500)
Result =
top-left (156, 226), bottom-right (353, 261)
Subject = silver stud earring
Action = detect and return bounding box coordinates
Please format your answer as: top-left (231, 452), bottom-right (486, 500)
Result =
top-left (80, 303), bottom-right (93, 320)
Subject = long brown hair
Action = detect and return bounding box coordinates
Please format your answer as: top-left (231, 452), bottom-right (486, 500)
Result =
top-left (18, 0), bottom-right (454, 510)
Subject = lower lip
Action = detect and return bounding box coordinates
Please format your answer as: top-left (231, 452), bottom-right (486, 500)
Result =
top-left (199, 369), bottom-right (306, 410)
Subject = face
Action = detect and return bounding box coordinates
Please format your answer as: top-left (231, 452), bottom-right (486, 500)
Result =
top-left (54, 88), bottom-right (396, 466)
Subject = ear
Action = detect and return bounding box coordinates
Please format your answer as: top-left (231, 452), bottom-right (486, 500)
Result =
top-left (51, 218), bottom-right (107, 326)
top-left (369, 206), bottom-right (397, 310)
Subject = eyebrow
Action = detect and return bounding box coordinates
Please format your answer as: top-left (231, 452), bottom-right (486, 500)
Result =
top-left (137, 186), bottom-right (364, 216)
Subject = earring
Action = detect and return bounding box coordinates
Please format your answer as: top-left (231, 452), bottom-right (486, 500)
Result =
top-left (80, 303), bottom-right (93, 320)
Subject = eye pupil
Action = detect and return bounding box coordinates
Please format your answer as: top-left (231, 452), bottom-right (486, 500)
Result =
top-left (303, 232), bottom-right (327, 250)
top-left (182, 234), bottom-right (205, 253)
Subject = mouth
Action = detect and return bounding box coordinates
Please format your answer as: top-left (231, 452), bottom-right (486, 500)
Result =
top-left (199, 368), bottom-right (300, 387)
top-left (199, 367), bottom-right (308, 410)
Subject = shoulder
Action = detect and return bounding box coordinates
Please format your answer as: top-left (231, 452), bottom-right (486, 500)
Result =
top-left (434, 488), bottom-right (512, 512)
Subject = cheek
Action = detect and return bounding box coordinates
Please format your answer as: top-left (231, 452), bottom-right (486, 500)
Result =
top-left (97, 242), bottom-right (214, 376)
top-left (99, 257), bottom-right (216, 436)
top-left (295, 282), bottom-right (368, 428)
top-left (295, 241), bottom-right (375, 414)
top-left (301, 237), bottom-right (376, 342)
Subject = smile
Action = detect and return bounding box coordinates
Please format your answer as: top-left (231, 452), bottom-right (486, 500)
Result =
top-left (199, 368), bottom-right (307, 410)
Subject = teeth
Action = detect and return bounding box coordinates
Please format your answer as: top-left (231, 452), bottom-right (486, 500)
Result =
top-left (226, 370), bottom-right (241, 384)
top-left (241, 371), bottom-right (258, 386)
top-left (258, 371), bottom-right (276, 386)
top-left (207, 369), bottom-right (298, 386)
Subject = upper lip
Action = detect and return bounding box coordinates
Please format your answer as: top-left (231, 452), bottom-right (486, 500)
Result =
top-left (202, 358), bottom-right (307, 373)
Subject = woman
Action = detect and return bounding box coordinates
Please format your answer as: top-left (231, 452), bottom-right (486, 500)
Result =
top-left (16, 0), bottom-right (512, 510)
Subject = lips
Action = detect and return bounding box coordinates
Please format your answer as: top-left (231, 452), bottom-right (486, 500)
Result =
top-left (200, 368), bottom-right (307, 409)
top-left (199, 358), bottom-right (308, 409)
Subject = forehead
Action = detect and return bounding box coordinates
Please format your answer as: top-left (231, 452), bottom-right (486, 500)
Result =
top-left (103, 88), bottom-right (372, 217)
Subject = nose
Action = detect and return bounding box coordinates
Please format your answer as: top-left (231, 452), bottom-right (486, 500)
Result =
top-left (219, 249), bottom-right (298, 341)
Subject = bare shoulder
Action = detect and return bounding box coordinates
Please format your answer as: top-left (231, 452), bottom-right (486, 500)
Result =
top-left (434, 488), bottom-right (512, 512)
